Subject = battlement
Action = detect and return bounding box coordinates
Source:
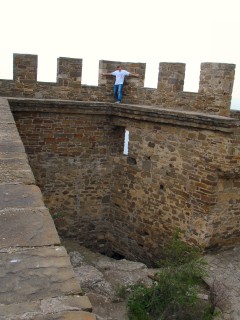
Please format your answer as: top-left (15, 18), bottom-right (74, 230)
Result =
top-left (0, 53), bottom-right (236, 116)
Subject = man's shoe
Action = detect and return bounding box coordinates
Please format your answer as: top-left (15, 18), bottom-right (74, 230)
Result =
top-left (115, 101), bottom-right (120, 104)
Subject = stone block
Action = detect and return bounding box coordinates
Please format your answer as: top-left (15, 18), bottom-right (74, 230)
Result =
top-left (0, 295), bottom-right (92, 318)
top-left (0, 247), bottom-right (82, 305)
top-left (0, 158), bottom-right (35, 184)
top-left (0, 207), bottom-right (60, 248)
top-left (0, 185), bottom-right (44, 210)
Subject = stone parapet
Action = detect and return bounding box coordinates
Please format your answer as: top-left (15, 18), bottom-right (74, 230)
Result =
top-left (0, 97), bottom-right (95, 318)
top-left (8, 98), bottom-right (238, 132)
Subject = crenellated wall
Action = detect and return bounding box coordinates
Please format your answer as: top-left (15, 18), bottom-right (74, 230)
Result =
top-left (0, 54), bottom-right (236, 116)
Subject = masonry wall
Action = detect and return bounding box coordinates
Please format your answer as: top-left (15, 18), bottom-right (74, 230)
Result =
top-left (0, 54), bottom-right (236, 116)
top-left (110, 118), bottom-right (240, 264)
top-left (12, 101), bottom-right (124, 253)
top-left (10, 99), bottom-right (240, 266)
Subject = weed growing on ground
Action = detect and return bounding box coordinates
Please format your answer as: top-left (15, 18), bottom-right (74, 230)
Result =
top-left (127, 231), bottom-right (220, 320)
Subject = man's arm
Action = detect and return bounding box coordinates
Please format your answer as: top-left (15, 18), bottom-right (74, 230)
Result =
top-left (129, 72), bottom-right (139, 77)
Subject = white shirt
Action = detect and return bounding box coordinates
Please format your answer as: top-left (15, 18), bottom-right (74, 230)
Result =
top-left (111, 70), bottom-right (130, 85)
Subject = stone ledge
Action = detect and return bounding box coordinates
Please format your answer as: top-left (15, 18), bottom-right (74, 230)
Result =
top-left (39, 296), bottom-right (92, 313)
top-left (0, 158), bottom-right (35, 184)
top-left (0, 97), bottom-right (94, 318)
top-left (8, 97), bottom-right (240, 132)
top-left (0, 246), bottom-right (82, 305)
top-left (0, 295), bottom-right (93, 319)
top-left (0, 208), bottom-right (60, 249)
top-left (0, 310), bottom-right (97, 320)
top-left (0, 185), bottom-right (45, 210)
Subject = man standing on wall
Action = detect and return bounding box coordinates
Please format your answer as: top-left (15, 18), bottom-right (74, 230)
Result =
top-left (102, 65), bottom-right (139, 103)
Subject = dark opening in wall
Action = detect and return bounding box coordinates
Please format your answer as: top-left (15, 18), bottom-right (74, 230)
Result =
top-left (109, 251), bottom-right (125, 260)
top-left (127, 157), bottom-right (137, 165)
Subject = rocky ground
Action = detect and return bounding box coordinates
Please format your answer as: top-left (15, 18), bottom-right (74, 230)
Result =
top-left (62, 238), bottom-right (240, 320)
top-left (61, 238), bottom-right (155, 320)
top-left (62, 238), bottom-right (227, 320)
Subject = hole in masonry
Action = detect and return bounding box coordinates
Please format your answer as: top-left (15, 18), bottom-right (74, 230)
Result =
top-left (109, 251), bottom-right (125, 260)
top-left (127, 157), bottom-right (137, 165)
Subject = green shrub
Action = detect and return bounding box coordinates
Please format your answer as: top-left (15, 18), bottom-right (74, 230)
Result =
top-left (127, 231), bottom-right (216, 320)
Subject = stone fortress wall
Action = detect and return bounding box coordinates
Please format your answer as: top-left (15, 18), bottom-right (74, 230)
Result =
top-left (0, 53), bottom-right (237, 116)
top-left (1, 54), bottom-right (240, 266)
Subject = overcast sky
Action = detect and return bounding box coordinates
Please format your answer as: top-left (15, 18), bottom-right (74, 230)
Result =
top-left (0, 0), bottom-right (239, 109)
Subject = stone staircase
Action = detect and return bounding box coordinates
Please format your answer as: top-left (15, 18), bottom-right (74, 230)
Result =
top-left (0, 96), bottom-right (96, 319)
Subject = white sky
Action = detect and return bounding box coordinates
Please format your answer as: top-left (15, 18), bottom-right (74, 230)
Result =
top-left (0, 0), bottom-right (240, 109)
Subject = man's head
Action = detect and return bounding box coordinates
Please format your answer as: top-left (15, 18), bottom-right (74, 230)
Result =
top-left (117, 65), bottom-right (122, 71)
